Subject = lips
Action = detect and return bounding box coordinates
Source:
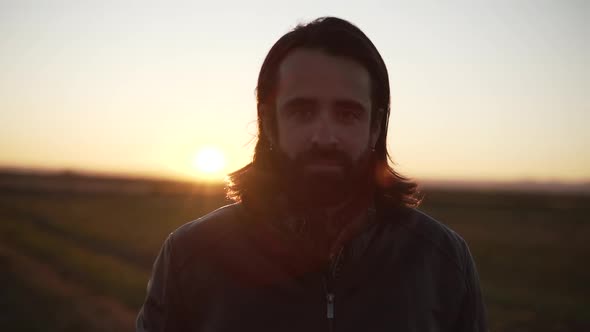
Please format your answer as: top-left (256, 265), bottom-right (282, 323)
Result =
top-left (289, 149), bottom-right (352, 175)
top-left (308, 159), bottom-right (342, 166)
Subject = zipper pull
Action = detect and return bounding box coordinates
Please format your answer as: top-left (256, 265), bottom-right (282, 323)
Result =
top-left (326, 293), bottom-right (335, 319)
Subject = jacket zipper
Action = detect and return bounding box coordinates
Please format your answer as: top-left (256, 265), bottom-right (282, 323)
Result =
top-left (323, 245), bottom-right (344, 332)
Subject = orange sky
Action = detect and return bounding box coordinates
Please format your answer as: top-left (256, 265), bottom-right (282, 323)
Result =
top-left (0, 1), bottom-right (588, 183)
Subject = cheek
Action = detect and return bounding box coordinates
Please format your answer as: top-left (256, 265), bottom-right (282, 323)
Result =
top-left (343, 129), bottom-right (372, 160)
top-left (276, 123), bottom-right (310, 159)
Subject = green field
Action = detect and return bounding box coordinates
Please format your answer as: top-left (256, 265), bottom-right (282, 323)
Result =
top-left (0, 173), bottom-right (588, 331)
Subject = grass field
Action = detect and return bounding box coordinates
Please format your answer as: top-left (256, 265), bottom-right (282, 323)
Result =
top-left (0, 172), bottom-right (588, 331)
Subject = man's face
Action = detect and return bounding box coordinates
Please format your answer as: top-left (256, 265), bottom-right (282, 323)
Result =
top-left (268, 48), bottom-right (380, 204)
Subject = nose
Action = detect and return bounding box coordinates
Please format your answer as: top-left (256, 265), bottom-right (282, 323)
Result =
top-left (310, 109), bottom-right (338, 148)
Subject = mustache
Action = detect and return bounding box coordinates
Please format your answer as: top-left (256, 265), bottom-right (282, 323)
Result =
top-left (294, 148), bottom-right (352, 166)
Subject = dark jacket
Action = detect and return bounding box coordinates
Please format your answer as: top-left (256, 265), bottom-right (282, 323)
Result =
top-left (136, 203), bottom-right (488, 331)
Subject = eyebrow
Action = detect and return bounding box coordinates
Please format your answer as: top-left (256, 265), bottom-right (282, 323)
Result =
top-left (332, 99), bottom-right (367, 112)
top-left (281, 97), bottom-right (368, 111)
top-left (281, 97), bottom-right (318, 109)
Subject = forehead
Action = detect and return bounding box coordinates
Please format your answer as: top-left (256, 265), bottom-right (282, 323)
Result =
top-left (276, 48), bottom-right (371, 106)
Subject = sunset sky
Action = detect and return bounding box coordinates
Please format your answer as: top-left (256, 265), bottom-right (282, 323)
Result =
top-left (1, 1), bottom-right (588, 183)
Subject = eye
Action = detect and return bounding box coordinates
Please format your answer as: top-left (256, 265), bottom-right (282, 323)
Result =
top-left (336, 107), bottom-right (362, 123)
top-left (333, 100), bottom-right (366, 124)
top-left (283, 99), bottom-right (317, 122)
top-left (289, 107), bottom-right (314, 120)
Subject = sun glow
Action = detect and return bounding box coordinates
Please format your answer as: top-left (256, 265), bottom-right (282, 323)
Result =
top-left (192, 147), bottom-right (226, 180)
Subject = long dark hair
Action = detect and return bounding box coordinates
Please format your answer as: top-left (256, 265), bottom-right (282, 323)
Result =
top-left (227, 17), bottom-right (421, 208)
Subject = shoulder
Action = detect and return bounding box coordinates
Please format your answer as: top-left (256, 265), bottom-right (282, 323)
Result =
top-left (173, 203), bottom-right (243, 239)
top-left (167, 203), bottom-right (246, 268)
top-left (379, 206), bottom-right (472, 275)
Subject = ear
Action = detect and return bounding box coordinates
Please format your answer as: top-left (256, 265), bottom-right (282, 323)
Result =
top-left (259, 103), bottom-right (276, 145)
top-left (370, 108), bottom-right (383, 148)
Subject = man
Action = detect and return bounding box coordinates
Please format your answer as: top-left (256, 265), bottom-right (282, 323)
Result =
top-left (137, 17), bottom-right (488, 331)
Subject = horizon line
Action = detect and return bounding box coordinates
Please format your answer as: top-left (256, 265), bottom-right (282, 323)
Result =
top-left (1, 165), bottom-right (589, 193)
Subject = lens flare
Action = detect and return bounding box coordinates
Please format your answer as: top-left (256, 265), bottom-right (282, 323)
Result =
top-left (192, 147), bottom-right (226, 175)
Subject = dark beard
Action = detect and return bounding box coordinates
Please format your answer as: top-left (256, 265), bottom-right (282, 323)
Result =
top-left (270, 146), bottom-right (375, 209)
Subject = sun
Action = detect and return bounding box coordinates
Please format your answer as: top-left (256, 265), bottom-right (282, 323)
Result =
top-left (192, 147), bottom-right (226, 178)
